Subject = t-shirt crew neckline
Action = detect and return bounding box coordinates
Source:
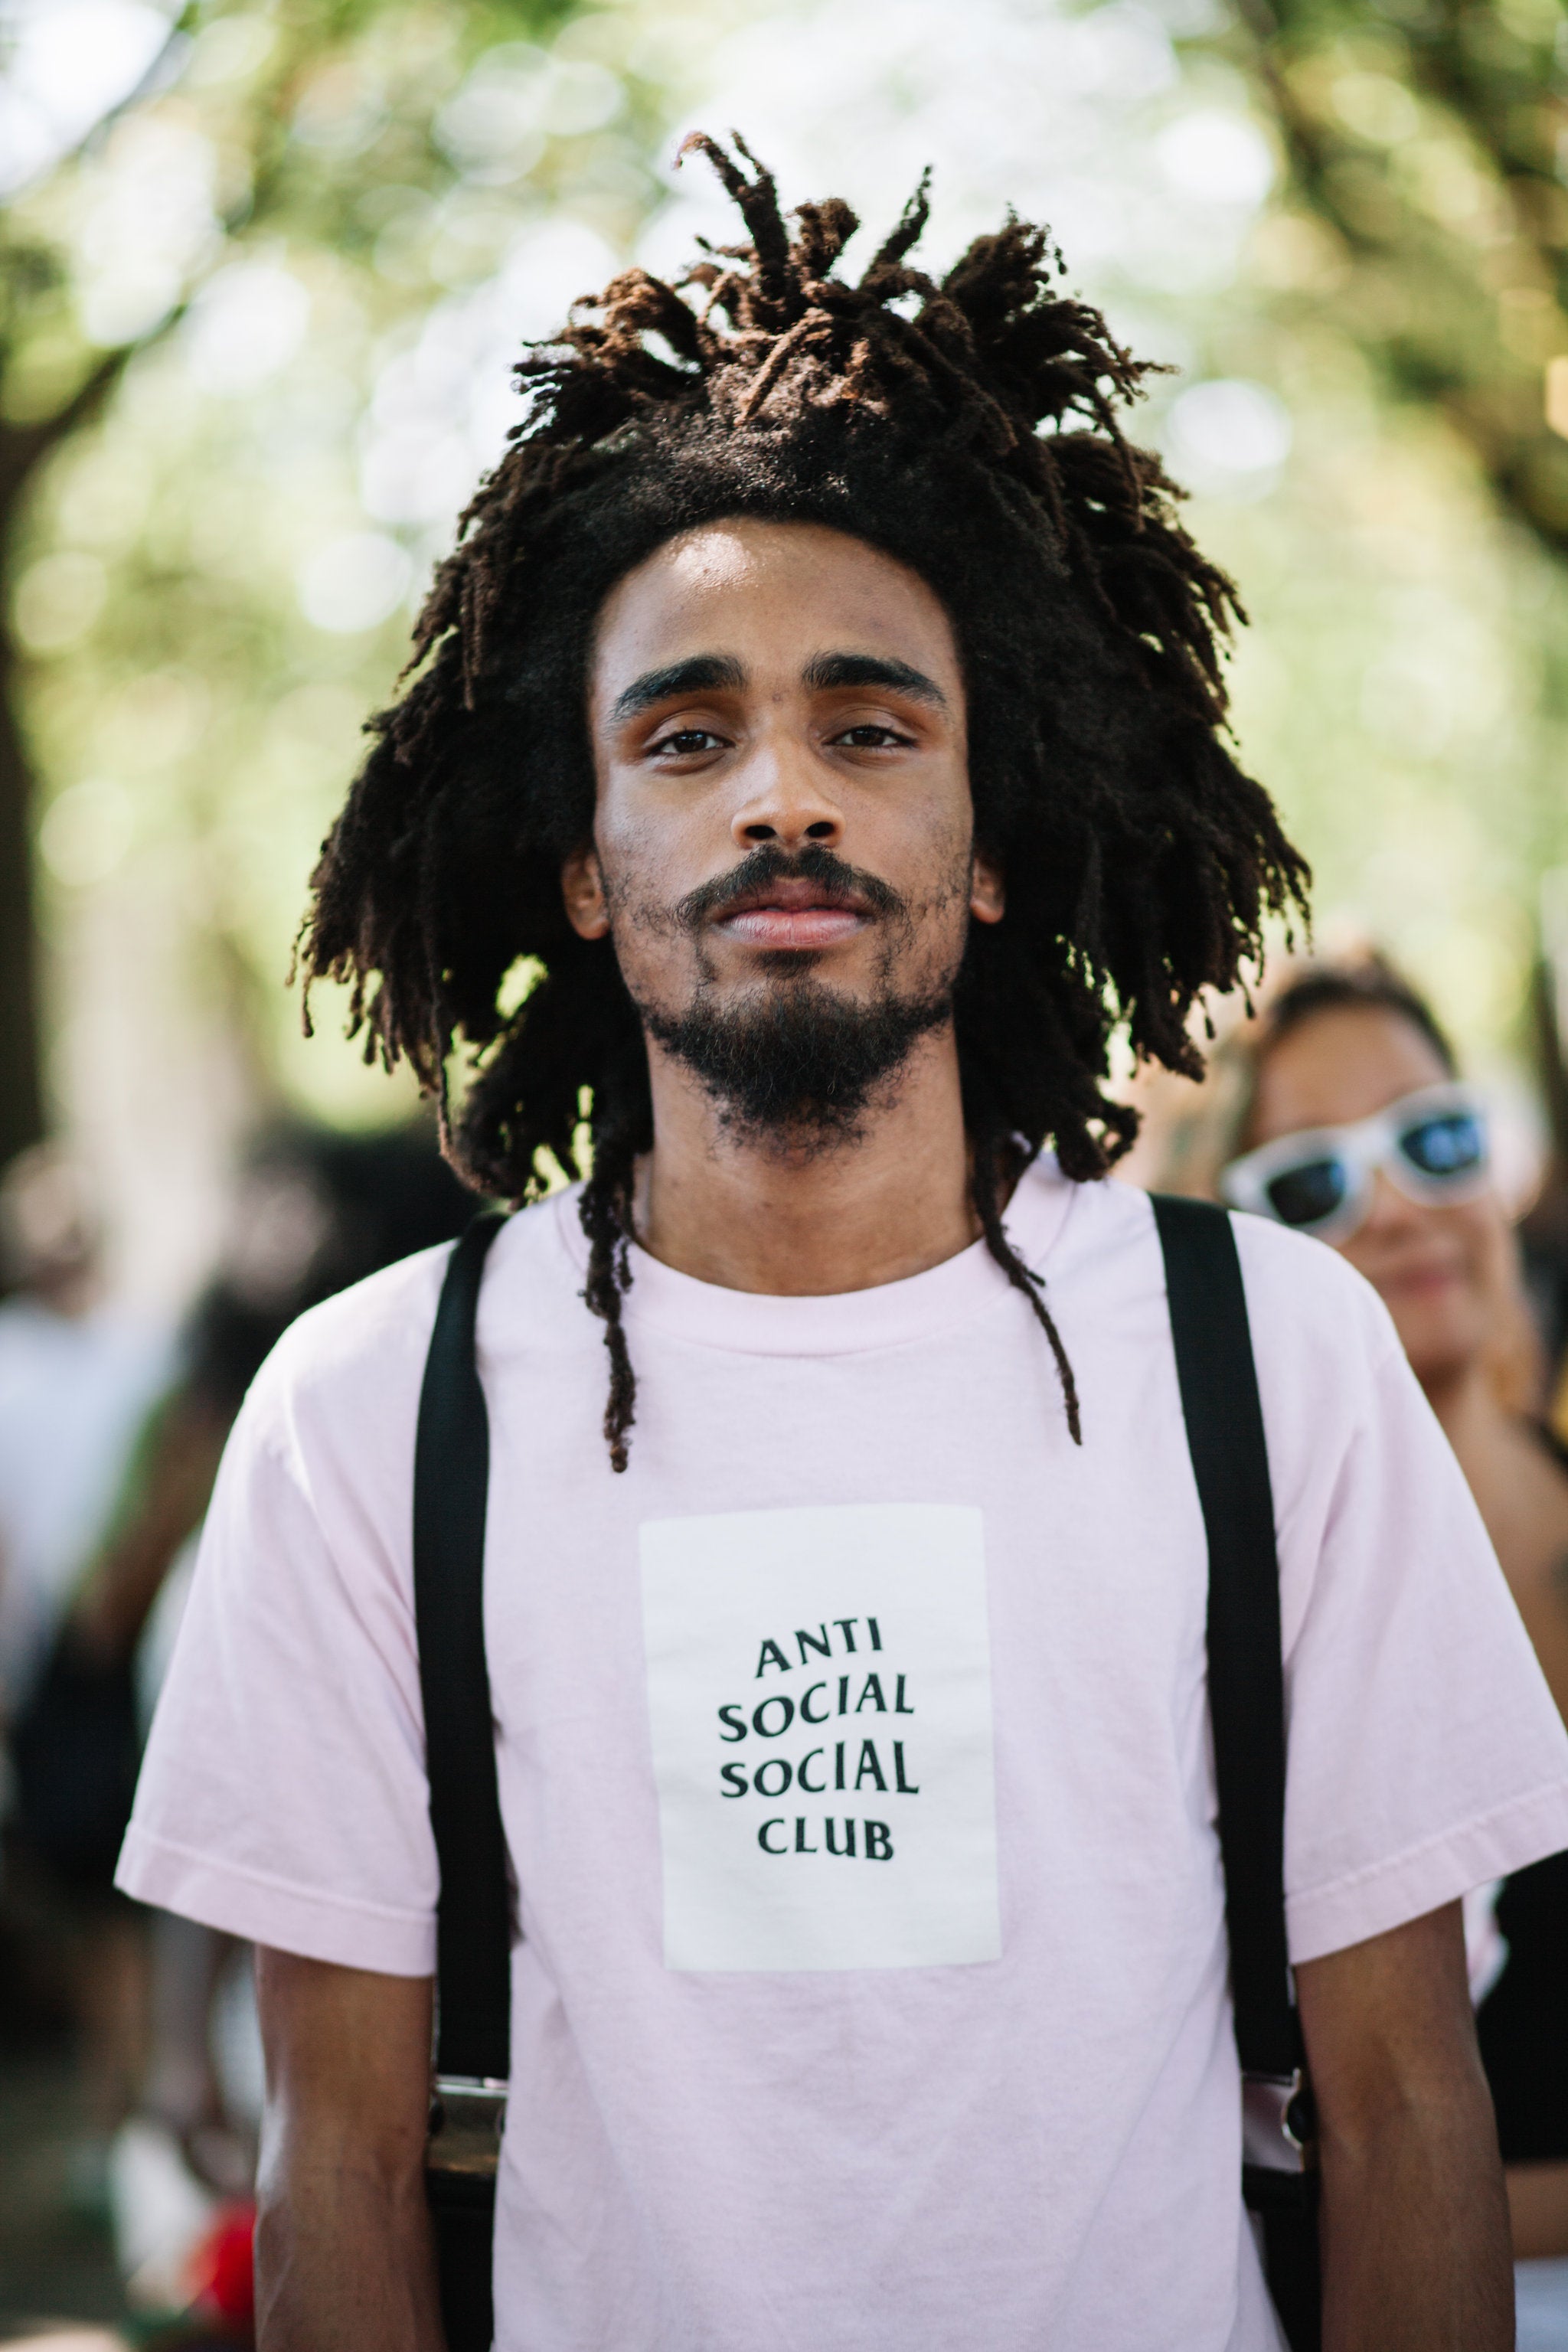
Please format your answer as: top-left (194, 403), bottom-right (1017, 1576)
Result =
top-left (548, 1155), bottom-right (1079, 1358)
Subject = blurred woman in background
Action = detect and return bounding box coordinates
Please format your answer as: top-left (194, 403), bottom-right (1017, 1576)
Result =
top-left (1185, 958), bottom-right (1568, 2324)
top-left (4, 1119), bottom-right (469, 2331)
top-left (0, 1147), bottom-right (173, 2207)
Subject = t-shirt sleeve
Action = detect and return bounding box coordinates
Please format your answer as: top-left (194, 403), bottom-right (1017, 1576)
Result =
top-left (115, 1269), bottom-right (441, 1976)
top-left (1245, 1228), bottom-right (1568, 1966)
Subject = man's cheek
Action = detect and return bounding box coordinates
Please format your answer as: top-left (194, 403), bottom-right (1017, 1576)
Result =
top-left (598, 815), bottom-right (694, 928)
top-left (603, 899), bottom-right (696, 1019)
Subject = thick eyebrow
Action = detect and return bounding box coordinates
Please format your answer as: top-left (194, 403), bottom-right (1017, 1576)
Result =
top-left (609, 655), bottom-right (746, 726)
top-left (802, 650), bottom-right (949, 708)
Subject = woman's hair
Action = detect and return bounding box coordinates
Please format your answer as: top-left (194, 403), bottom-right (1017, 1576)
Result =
top-left (1259, 960), bottom-right (1456, 1083)
top-left (299, 136), bottom-right (1309, 1465)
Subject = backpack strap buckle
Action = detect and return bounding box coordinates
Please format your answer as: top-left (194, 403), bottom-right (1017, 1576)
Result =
top-left (1243, 2068), bottom-right (1316, 2176)
top-left (427, 2073), bottom-right (508, 2182)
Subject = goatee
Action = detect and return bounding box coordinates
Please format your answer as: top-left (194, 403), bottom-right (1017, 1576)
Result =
top-left (642, 978), bottom-right (954, 1148)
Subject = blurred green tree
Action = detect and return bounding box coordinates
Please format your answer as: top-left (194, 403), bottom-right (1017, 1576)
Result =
top-left (0, 0), bottom-right (654, 1179)
top-left (1214, 0), bottom-right (1568, 1129)
top-left (1228, 0), bottom-right (1568, 554)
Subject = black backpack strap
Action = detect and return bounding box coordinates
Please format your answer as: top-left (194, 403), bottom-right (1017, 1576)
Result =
top-left (1152, 1196), bottom-right (1321, 2351)
top-left (1152, 1194), bottom-right (1295, 2079)
top-left (413, 1209), bottom-right (511, 2083)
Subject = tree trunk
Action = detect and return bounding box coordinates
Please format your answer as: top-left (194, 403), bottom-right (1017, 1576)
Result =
top-left (0, 627), bottom-right (42, 1171)
top-left (0, 353), bottom-right (133, 1171)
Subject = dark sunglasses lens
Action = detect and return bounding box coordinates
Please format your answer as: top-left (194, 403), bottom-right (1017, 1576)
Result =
top-left (1401, 1111), bottom-right (1485, 1181)
top-left (1264, 1157), bottom-right (1348, 1229)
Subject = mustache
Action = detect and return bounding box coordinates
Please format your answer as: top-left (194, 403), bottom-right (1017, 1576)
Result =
top-left (672, 843), bottom-right (907, 934)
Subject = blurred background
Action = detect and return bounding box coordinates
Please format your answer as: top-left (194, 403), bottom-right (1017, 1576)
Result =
top-left (2, 0), bottom-right (1568, 2341)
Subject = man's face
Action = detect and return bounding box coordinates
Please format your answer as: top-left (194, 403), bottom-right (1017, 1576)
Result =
top-left (567, 518), bottom-right (1002, 1140)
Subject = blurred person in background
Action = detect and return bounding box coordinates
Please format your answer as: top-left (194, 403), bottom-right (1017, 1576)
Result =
top-left (58, 1123), bottom-right (472, 2322)
top-left (1518, 949), bottom-right (1568, 1451)
top-left (68, 1122), bottom-right (473, 1698)
top-left (0, 1144), bottom-right (173, 2202)
top-left (2, 1120), bottom-right (466, 2332)
top-left (0, 1145), bottom-right (172, 1731)
top-left (1185, 958), bottom-right (1568, 2339)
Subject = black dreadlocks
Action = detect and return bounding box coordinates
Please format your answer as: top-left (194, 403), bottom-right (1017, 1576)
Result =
top-left (300, 135), bottom-right (1309, 1469)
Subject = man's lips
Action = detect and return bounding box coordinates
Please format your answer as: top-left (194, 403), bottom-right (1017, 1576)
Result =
top-left (711, 876), bottom-right (871, 950)
top-left (720, 906), bottom-right (867, 948)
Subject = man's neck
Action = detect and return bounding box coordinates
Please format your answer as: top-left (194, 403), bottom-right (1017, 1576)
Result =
top-left (635, 1026), bottom-right (979, 1297)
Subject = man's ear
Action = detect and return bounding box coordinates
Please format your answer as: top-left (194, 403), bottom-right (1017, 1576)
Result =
top-left (562, 844), bottom-right (610, 941)
top-left (970, 850), bottom-right (1005, 926)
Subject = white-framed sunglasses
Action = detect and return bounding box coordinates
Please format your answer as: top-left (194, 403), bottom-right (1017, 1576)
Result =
top-left (1219, 1083), bottom-right (1491, 1243)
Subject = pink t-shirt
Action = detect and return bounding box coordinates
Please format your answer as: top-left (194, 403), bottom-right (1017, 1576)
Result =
top-left (119, 1164), bottom-right (1568, 2351)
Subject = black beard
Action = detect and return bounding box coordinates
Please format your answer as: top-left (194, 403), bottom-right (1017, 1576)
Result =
top-left (624, 843), bottom-right (961, 1149)
top-left (642, 977), bottom-right (954, 1148)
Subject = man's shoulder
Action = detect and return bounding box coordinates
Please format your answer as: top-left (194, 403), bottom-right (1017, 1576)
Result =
top-left (1227, 1200), bottom-right (1399, 1370)
top-left (1081, 1174), bottom-right (1393, 1343)
top-left (254, 1191), bottom-right (569, 1423)
top-left (1050, 1174), bottom-right (1400, 1424)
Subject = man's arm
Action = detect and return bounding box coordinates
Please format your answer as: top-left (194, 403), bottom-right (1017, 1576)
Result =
top-left (1296, 1899), bottom-right (1511, 2352)
top-left (255, 1948), bottom-right (444, 2352)
top-left (1505, 2158), bottom-right (1568, 2259)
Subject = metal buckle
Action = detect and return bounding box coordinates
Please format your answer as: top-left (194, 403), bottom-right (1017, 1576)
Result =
top-left (426, 2073), bottom-right (508, 2181)
top-left (1242, 2069), bottom-right (1316, 2176)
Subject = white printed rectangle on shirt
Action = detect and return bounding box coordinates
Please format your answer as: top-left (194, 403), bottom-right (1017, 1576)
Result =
top-left (640, 1502), bottom-right (1001, 1973)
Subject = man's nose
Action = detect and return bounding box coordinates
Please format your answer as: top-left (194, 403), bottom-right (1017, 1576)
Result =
top-left (730, 738), bottom-right (843, 854)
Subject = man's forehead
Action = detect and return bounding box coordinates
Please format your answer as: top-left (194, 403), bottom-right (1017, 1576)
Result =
top-left (598, 517), bottom-right (953, 637)
top-left (657, 525), bottom-right (758, 589)
top-left (591, 520), bottom-right (962, 713)
top-left (648, 515), bottom-right (890, 584)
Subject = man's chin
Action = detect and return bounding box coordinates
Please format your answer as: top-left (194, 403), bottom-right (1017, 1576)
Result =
top-left (750, 945), bottom-right (831, 977)
top-left (638, 974), bottom-right (954, 1147)
top-left (697, 960), bottom-right (873, 1009)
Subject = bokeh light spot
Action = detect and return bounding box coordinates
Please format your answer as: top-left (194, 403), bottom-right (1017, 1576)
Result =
top-left (296, 533), bottom-right (413, 633)
top-left (39, 778), bottom-right (134, 887)
top-left (1156, 110), bottom-right (1275, 207)
top-left (1165, 378), bottom-right (1293, 497)
top-left (182, 263), bottom-right (310, 394)
top-left (11, 550), bottom-right (109, 652)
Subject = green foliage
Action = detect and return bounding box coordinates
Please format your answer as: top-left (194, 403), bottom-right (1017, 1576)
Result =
top-left (1224, 0), bottom-right (1568, 552)
top-left (1135, 0), bottom-right (1568, 1097)
top-left (2, 0), bottom-right (679, 1157)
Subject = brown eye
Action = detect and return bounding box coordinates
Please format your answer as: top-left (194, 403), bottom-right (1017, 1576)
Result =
top-left (653, 728), bottom-right (724, 756)
top-left (834, 724), bottom-right (905, 748)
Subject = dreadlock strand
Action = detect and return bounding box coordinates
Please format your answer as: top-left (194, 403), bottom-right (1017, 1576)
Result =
top-left (737, 309), bottom-right (833, 423)
top-left (728, 132), bottom-right (797, 312)
top-left (579, 1119), bottom-right (642, 1475)
top-left (793, 196), bottom-right (859, 283)
top-left (971, 1137), bottom-right (1083, 1447)
top-left (678, 133), bottom-right (793, 323)
top-left (862, 168), bottom-right (933, 286)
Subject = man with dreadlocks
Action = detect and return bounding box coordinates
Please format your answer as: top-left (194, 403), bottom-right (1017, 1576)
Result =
top-left (119, 142), bottom-right (1568, 2350)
